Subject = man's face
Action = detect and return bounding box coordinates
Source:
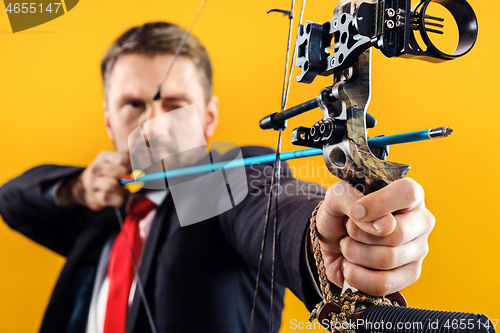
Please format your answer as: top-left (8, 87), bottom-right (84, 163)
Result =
top-left (104, 53), bottom-right (218, 159)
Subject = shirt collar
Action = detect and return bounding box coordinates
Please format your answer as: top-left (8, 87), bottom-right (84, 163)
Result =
top-left (127, 189), bottom-right (169, 212)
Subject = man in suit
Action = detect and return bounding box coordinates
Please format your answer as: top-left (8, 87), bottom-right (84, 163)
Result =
top-left (0, 22), bottom-right (434, 333)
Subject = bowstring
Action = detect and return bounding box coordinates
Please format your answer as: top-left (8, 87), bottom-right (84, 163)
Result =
top-left (250, 0), bottom-right (307, 332)
top-left (283, 0), bottom-right (306, 111)
top-left (140, 0), bottom-right (207, 125)
top-left (249, 130), bottom-right (279, 333)
top-left (155, 0), bottom-right (207, 100)
top-left (269, 128), bottom-right (282, 333)
top-left (113, 1), bottom-right (208, 332)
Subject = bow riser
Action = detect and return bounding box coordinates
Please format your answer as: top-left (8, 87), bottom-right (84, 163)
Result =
top-left (323, 49), bottom-right (410, 194)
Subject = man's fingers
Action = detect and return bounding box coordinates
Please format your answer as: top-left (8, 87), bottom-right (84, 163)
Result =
top-left (323, 181), bottom-right (365, 218)
top-left (91, 189), bottom-right (125, 209)
top-left (340, 235), bottom-right (429, 270)
top-left (354, 214), bottom-right (397, 236)
top-left (348, 178), bottom-right (424, 224)
top-left (104, 151), bottom-right (130, 165)
top-left (345, 207), bottom-right (435, 246)
top-left (93, 163), bottom-right (130, 178)
top-left (317, 178), bottom-right (432, 296)
top-left (80, 150), bottom-right (132, 210)
top-left (317, 181), bottom-right (365, 253)
top-left (96, 151), bottom-right (130, 166)
top-left (85, 177), bottom-right (125, 210)
top-left (91, 177), bottom-right (120, 193)
top-left (323, 255), bottom-right (346, 289)
top-left (342, 260), bottom-right (423, 296)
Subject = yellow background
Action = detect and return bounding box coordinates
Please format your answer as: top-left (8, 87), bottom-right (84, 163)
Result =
top-left (0, 0), bottom-right (499, 332)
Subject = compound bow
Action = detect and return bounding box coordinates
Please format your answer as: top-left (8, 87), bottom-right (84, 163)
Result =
top-left (257, 0), bottom-right (492, 332)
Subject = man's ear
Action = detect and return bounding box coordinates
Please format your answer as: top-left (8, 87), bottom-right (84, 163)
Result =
top-left (104, 101), bottom-right (114, 140)
top-left (203, 96), bottom-right (219, 138)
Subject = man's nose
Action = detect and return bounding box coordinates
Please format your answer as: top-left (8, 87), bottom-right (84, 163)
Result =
top-left (142, 102), bottom-right (171, 137)
top-left (147, 101), bottom-right (168, 121)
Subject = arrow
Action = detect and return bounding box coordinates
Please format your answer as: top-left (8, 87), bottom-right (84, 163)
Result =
top-left (120, 127), bottom-right (453, 185)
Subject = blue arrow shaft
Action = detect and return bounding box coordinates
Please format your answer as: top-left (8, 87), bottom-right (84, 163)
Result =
top-left (124, 148), bottom-right (320, 184)
top-left (368, 129), bottom-right (431, 147)
top-left (121, 128), bottom-right (438, 185)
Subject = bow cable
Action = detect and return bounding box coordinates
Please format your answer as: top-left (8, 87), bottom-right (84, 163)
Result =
top-left (250, 0), bottom-right (307, 332)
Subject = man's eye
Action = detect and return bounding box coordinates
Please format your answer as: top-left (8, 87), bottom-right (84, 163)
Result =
top-left (128, 101), bottom-right (145, 109)
top-left (163, 102), bottom-right (189, 112)
top-left (166, 105), bottom-right (183, 111)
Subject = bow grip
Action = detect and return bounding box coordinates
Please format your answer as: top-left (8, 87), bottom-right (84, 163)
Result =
top-left (323, 114), bottom-right (410, 195)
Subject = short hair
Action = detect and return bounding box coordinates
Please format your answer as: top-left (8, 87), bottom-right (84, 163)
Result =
top-left (101, 22), bottom-right (213, 103)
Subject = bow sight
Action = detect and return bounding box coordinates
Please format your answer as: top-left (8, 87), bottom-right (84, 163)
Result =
top-left (295, 0), bottom-right (478, 82)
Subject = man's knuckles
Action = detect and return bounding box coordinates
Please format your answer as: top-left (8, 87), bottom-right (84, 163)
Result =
top-left (346, 219), bottom-right (404, 247)
top-left (341, 238), bottom-right (400, 270)
top-left (91, 177), bottom-right (119, 192)
top-left (91, 190), bottom-right (123, 208)
top-left (366, 276), bottom-right (394, 296)
top-left (342, 263), bottom-right (392, 296)
top-left (420, 241), bottom-right (430, 261)
top-left (374, 247), bottom-right (399, 270)
top-left (105, 193), bottom-right (124, 207)
top-left (316, 208), bottom-right (348, 245)
top-left (95, 151), bottom-right (130, 168)
top-left (424, 210), bottom-right (436, 234)
top-left (325, 257), bottom-right (345, 288)
top-left (396, 178), bottom-right (424, 209)
top-left (352, 178), bottom-right (424, 222)
top-left (86, 194), bottom-right (104, 211)
top-left (325, 181), bottom-right (363, 215)
top-left (344, 264), bottom-right (403, 296)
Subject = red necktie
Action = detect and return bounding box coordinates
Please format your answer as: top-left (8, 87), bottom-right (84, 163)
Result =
top-left (103, 196), bottom-right (156, 333)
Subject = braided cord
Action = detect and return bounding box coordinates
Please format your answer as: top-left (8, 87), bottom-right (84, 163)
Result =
top-left (308, 201), bottom-right (397, 333)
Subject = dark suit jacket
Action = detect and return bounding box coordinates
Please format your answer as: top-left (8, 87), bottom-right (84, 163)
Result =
top-left (0, 146), bottom-right (324, 333)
